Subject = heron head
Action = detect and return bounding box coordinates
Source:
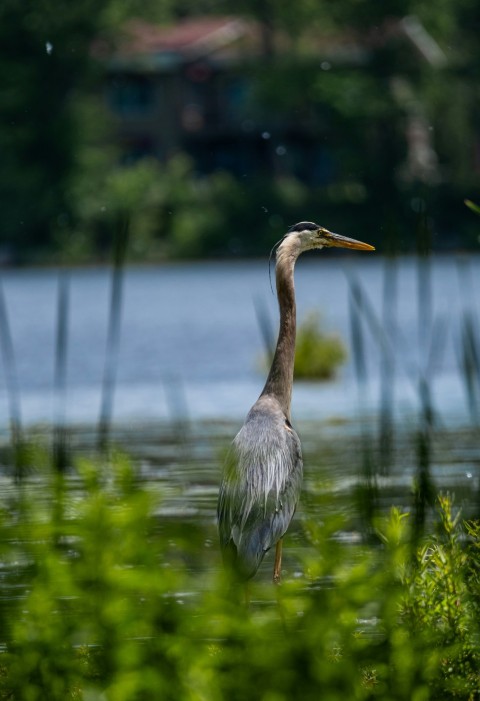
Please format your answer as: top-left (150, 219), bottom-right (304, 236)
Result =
top-left (287, 221), bottom-right (375, 252)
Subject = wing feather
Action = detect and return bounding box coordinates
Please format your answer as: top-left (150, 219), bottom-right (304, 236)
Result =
top-left (217, 398), bottom-right (303, 579)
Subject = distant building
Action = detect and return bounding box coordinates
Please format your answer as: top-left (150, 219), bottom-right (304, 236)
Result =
top-left (97, 16), bottom-right (340, 184)
top-left (98, 15), bottom-right (445, 185)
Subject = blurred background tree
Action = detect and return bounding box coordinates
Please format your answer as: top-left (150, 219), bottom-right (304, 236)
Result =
top-left (1, 0), bottom-right (479, 262)
top-left (0, 0), bottom-right (175, 262)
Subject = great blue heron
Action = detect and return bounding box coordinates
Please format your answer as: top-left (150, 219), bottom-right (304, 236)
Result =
top-left (217, 222), bottom-right (374, 583)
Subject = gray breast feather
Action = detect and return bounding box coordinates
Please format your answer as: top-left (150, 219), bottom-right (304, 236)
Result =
top-left (217, 404), bottom-right (303, 579)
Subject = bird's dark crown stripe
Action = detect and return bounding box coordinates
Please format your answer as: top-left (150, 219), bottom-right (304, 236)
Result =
top-left (287, 221), bottom-right (318, 233)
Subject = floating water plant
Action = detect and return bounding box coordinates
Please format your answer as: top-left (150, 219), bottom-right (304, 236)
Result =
top-left (293, 311), bottom-right (347, 380)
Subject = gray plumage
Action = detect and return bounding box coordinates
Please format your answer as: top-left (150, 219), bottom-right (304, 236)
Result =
top-left (217, 222), bottom-right (374, 582)
top-left (218, 395), bottom-right (302, 579)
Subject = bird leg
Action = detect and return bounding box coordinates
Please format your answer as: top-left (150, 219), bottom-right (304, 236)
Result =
top-left (273, 539), bottom-right (283, 584)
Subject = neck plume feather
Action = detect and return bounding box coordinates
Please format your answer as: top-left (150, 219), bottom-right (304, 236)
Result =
top-left (260, 235), bottom-right (303, 419)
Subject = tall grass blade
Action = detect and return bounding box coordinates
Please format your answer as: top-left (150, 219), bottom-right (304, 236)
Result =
top-left (416, 212), bottom-right (433, 367)
top-left (413, 210), bottom-right (435, 536)
top-left (348, 277), bottom-right (368, 388)
top-left (53, 272), bottom-right (69, 474)
top-left (459, 312), bottom-right (480, 423)
top-left (348, 276), bottom-right (378, 527)
top-left (98, 214), bottom-right (129, 451)
top-left (253, 295), bottom-right (275, 362)
top-left (413, 430), bottom-right (430, 539)
top-left (425, 315), bottom-right (448, 384)
top-left (379, 255), bottom-right (398, 475)
top-left (456, 257), bottom-right (480, 424)
top-left (412, 403), bottom-right (436, 542)
top-left (456, 256), bottom-right (480, 515)
top-left (346, 271), bottom-right (396, 375)
top-left (465, 198), bottom-right (480, 215)
top-left (164, 373), bottom-right (191, 459)
top-left (0, 279), bottom-right (23, 479)
top-left (414, 314), bottom-right (447, 431)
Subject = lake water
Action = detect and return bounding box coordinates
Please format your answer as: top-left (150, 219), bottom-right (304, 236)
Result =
top-left (1, 254), bottom-right (479, 623)
top-left (0, 253), bottom-right (479, 428)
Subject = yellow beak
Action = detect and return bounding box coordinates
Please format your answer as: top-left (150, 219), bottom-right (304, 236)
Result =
top-left (323, 231), bottom-right (375, 251)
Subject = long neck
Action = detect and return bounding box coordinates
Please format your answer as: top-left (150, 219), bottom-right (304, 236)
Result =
top-left (260, 236), bottom-right (302, 419)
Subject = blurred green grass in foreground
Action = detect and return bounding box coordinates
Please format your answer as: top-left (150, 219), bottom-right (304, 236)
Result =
top-left (0, 450), bottom-right (479, 701)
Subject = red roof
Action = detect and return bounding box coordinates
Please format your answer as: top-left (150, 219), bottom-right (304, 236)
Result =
top-left (116, 16), bottom-right (255, 59)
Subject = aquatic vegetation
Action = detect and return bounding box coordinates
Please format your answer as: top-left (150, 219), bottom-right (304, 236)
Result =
top-left (294, 311), bottom-right (347, 380)
top-left (0, 448), bottom-right (479, 701)
top-left (259, 311), bottom-right (347, 381)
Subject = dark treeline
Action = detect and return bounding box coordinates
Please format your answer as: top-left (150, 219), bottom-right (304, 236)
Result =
top-left (1, 0), bottom-right (480, 263)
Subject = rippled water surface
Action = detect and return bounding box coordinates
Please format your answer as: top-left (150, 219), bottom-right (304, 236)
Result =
top-left (2, 414), bottom-right (477, 591)
top-left (1, 254), bottom-right (479, 588)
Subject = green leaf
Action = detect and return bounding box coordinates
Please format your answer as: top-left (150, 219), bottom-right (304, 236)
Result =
top-left (465, 199), bottom-right (480, 215)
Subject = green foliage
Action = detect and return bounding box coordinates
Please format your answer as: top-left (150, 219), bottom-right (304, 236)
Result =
top-left (66, 144), bottom-right (321, 260)
top-left (399, 496), bottom-right (480, 698)
top-left (294, 312), bottom-right (348, 380)
top-left (0, 446), bottom-right (479, 700)
top-left (465, 199), bottom-right (480, 216)
top-left (0, 0), bottom-right (101, 254)
top-left (0, 452), bottom-right (195, 701)
top-left (2, 0), bottom-right (480, 261)
top-left (0, 0), bottom-right (177, 260)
